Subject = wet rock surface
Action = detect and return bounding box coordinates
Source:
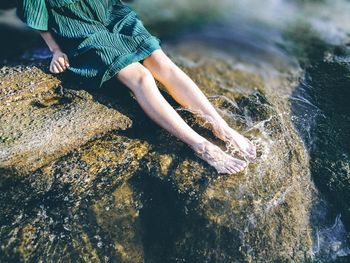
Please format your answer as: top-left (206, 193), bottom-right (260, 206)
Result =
top-left (0, 44), bottom-right (318, 262)
top-left (288, 27), bottom-right (350, 249)
top-left (0, 63), bottom-right (131, 176)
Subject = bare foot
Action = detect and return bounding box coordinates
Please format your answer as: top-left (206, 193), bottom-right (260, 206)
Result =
top-left (191, 141), bottom-right (247, 174)
top-left (212, 122), bottom-right (256, 161)
top-left (182, 107), bottom-right (256, 162)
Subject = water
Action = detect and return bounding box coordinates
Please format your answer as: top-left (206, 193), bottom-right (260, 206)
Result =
top-left (149, 1), bottom-right (350, 260)
top-left (1, 0), bottom-right (350, 262)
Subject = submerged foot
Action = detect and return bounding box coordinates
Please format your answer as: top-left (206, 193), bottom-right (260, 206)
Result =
top-left (212, 122), bottom-right (256, 161)
top-left (192, 141), bottom-right (247, 174)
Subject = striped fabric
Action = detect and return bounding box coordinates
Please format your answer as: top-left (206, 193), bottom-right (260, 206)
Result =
top-left (17, 0), bottom-right (49, 30)
top-left (17, 0), bottom-right (161, 88)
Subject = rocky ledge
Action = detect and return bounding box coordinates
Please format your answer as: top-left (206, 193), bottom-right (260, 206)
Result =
top-left (0, 47), bottom-right (315, 262)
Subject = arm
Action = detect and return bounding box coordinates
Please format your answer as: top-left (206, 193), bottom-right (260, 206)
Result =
top-left (17, 0), bottom-right (68, 74)
top-left (39, 30), bottom-right (70, 74)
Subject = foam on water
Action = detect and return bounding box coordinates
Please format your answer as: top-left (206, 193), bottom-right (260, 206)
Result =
top-left (313, 214), bottom-right (350, 260)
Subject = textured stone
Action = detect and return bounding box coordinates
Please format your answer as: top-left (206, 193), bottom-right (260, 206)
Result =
top-left (0, 63), bottom-right (132, 176)
top-left (0, 48), bottom-right (315, 262)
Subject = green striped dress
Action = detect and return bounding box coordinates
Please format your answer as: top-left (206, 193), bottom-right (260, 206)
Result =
top-left (17, 0), bottom-right (162, 88)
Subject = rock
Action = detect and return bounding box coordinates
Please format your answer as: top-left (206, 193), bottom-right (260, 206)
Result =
top-left (290, 43), bottom-right (350, 230)
top-left (0, 62), bottom-right (132, 177)
top-left (135, 51), bottom-right (314, 262)
top-left (0, 131), bottom-right (149, 262)
top-left (91, 182), bottom-right (144, 262)
top-left (0, 46), bottom-right (316, 262)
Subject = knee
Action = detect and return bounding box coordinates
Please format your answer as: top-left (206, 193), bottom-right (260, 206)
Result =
top-left (116, 63), bottom-right (156, 93)
top-left (135, 66), bottom-right (155, 87)
top-left (147, 50), bottom-right (176, 74)
top-left (123, 66), bottom-right (156, 95)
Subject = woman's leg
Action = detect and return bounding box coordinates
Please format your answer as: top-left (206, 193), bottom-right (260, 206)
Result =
top-left (143, 49), bottom-right (256, 161)
top-left (116, 62), bottom-right (247, 174)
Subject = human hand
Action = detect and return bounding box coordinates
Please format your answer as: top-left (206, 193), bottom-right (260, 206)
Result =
top-left (50, 50), bottom-right (70, 74)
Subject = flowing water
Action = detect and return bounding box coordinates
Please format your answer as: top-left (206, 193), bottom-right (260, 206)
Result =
top-left (1, 0), bottom-right (350, 262)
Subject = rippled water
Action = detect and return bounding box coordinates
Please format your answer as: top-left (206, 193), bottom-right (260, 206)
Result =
top-left (1, 0), bottom-right (350, 262)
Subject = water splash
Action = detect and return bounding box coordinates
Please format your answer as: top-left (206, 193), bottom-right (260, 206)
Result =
top-left (313, 214), bottom-right (350, 261)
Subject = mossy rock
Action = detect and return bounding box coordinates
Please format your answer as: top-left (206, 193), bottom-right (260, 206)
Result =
top-left (0, 47), bottom-right (316, 262)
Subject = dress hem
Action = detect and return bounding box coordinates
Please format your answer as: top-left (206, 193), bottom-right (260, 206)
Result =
top-left (99, 36), bottom-right (162, 89)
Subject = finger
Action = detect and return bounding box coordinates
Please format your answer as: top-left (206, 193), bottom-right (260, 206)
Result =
top-left (49, 62), bottom-right (54, 73)
top-left (57, 58), bottom-right (67, 70)
top-left (52, 64), bottom-right (60, 74)
top-left (61, 54), bottom-right (70, 67)
top-left (63, 53), bottom-right (69, 61)
top-left (50, 61), bottom-right (58, 73)
top-left (58, 56), bottom-right (66, 66)
top-left (65, 59), bottom-right (70, 67)
top-left (60, 61), bottom-right (67, 71)
top-left (54, 61), bottom-right (64, 72)
top-left (62, 59), bottom-right (69, 69)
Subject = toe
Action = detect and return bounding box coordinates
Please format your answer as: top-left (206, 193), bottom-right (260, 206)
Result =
top-left (233, 164), bottom-right (242, 172)
top-left (227, 168), bottom-right (235, 174)
top-left (237, 163), bottom-right (247, 171)
top-left (238, 160), bottom-right (247, 167)
top-left (218, 167), bottom-right (229, 174)
top-left (228, 162), bottom-right (240, 173)
top-left (226, 168), bottom-right (233, 174)
top-left (227, 166), bottom-right (237, 174)
top-left (246, 140), bottom-right (256, 159)
top-left (232, 167), bottom-right (240, 173)
top-left (248, 148), bottom-right (256, 159)
top-left (246, 151), bottom-right (255, 159)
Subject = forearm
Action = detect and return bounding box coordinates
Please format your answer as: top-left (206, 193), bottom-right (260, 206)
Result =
top-left (37, 30), bottom-right (69, 74)
top-left (38, 30), bottom-right (62, 53)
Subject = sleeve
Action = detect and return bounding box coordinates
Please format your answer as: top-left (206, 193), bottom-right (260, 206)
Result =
top-left (16, 0), bottom-right (49, 31)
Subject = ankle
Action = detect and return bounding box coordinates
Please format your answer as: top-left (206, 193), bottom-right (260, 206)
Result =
top-left (210, 121), bottom-right (229, 137)
top-left (190, 140), bottom-right (211, 154)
